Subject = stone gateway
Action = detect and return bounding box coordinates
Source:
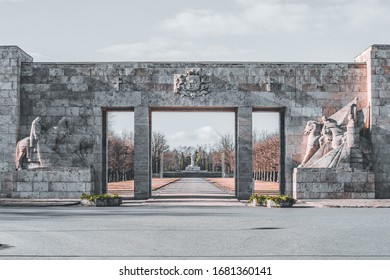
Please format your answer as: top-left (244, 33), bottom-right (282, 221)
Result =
top-left (1, 44), bottom-right (390, 200)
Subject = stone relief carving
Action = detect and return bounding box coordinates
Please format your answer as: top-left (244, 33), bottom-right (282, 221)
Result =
top-left (174, 68), bottom-right (210, 98)
top-left (112, 76), bottom-right (122, 92)
top-left (298, 120), bottom-right (321, 168)
top-left (299, 98), bottom-right (371, 170)
top-left (15, 117), bottom-right (94, 170)
top-left (15, 137), bottom-right (31, 170)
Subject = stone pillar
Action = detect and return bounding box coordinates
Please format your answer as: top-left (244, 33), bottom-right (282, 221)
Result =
top-left (134, 106), bottom-right (151, 199)
top-left (0, 46), bottom-right (32, 197)
top-left (160, 152), bottom-right (164, 179)
top-left (235, 107), bottom-right (253, 200)
top-left (221, 152), bottom-right (225, 178)
top-left (355, 45), bottom-right (390, 198)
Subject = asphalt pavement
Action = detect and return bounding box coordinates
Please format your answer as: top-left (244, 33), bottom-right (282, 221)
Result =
top-left (1, 205), bottom-right (389, 259)
top-left (1, 178), bottom-right (390, 260)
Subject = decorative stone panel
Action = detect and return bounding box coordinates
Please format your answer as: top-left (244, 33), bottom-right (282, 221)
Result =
top-left (13, 167), bottom-right (93, 199)
top-left (293, 168), bottom-right (375, 199)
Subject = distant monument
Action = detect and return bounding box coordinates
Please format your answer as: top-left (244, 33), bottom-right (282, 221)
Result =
top-left (185, 151), bottom-right (200, 171)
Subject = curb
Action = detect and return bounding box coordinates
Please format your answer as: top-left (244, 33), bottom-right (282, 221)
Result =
top-left (0, 199), bottom-right (80, 207)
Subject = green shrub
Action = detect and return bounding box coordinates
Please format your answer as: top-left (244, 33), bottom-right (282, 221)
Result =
top-left (80, 193), bottom-right (120, 202)
top-left (267, 195), bottom-right (296, 205)
top-left (248, 194), bottom-right (295, 206)
top-left (248, 194), bottom-right (268, 205)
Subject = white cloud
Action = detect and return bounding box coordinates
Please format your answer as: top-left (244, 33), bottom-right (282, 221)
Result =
top-left (167, 126), bottom-right (220, 147)
top-left (97, 38), bottom-right (193, 61)
top-left (97, 37), bottom-right (256, 61)
top-left (161, 2), bottom-right (310, 37)
top-left (160, 0), bottom-right (390, 38)
top-left (95, 0), bottom-right (390, 62)
top-left (26, 51), bottom-right (59, 62)
top-left (161, 9), bottom-right (249, 38)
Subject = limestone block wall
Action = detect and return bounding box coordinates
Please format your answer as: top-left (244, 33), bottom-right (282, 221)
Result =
top-left (293, 168), bottom-right (375, 199)
top-left (14, 168), bottom-right (93, 199)
top-left (355, 45), bottom-right (390, 198)
top-left (17, 60), bottom-right (368, 197)
top-left (0, 46), bottom-right (32, 197)
top-left (247, 64), bottom-right (368, 194)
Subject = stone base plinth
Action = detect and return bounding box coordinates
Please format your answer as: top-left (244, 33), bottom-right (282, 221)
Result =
top-left (185, 165), bottom-right (201, 171)
top-left (162, 171), bottom-right (224, 178)
top-left (13, 167), bottom-right (94, 199)
top-left (293, 168), bottom-right (375, 199)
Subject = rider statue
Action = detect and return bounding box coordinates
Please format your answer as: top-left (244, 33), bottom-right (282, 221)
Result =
top-left (29, 117), bottom-right (42, 163)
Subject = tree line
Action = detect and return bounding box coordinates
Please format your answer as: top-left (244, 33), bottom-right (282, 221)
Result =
top-left (252, 131), bottom-right (280, 182)
top-left (107, 130), bottom-right (279, 182)
top-left (151, 132), bottom-right (235, 175)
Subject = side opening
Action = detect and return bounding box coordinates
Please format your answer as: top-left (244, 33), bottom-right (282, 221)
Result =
top-left (252, 110), bottom-right (282, 196)
top-left (103, 110), bottom-right (135, 198)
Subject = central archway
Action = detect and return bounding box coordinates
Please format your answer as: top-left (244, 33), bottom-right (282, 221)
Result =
top-left (151, 109), bottom-right (236, 200)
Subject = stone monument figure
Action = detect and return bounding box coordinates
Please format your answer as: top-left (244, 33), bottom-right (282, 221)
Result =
top-left (29, 117), bottom-right (42, 156)
top-left (15, 137), bottom-right (29, 170)
top-left (298, 121), bottom-right (322, 168)
top-left (15, 116), bottom-right (94, 170)
top-left (15, 117), bottom-right (42, 169)
top-left (28, 117), bottom-right (43, 165)
top-left (320, 116), bottom-right (344, 150)
top-left (298, 98), bottom-right (370, 169)
top-left (185, 150), bottom-right (200, 171)
top-left (190, 152), bottom-right (195, 166)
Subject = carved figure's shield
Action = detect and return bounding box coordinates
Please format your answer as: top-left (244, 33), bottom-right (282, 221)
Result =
top-left (185, 75), bottom-right (200, 91)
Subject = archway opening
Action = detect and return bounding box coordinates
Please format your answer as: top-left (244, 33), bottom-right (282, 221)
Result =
top-left (151, 109), bottom-right (236, 198)
top-left (105, 111), bottom-right (135, 198)
top-left (252, 111), bottom-right (282, 196)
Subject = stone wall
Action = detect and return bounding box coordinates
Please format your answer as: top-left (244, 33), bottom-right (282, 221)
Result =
top-left (293, 168), bottom-right (375, 199)
top-left (0, 46), bottom-right (32, 197)
top-left (355, 45), bottom-right (390, 198)
top-left (17, 61), bottom-right (367, 198)
top-left (14, 168), bottom-right (93, 199)
top-left (0, 44), bottom-right (377, 199)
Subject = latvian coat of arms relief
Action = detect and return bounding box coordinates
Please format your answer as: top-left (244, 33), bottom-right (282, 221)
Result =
top-left (174, 68), bottom-right (210, 98)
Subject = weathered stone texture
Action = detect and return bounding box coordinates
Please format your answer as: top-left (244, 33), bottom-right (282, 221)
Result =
top-left (0, 46), bottom-right (32, 197)
top-left (133, 106), bottom-right (151, 199)
top-left (293, 168), bottom-right (375, 199)
top-left (235, 107), bottom-right (253, 199)
top-left (3, 44), bottom-right (390, 199)
top-left (13, 168), bottom-right (93, 199)
top-left (16, 61), bottom-right (368, 198)
top-left (355, 45), bottom-right (390, 198)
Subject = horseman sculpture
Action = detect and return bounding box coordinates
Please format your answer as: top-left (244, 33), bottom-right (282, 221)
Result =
top-left (298, 98), bottom-right (369, 169)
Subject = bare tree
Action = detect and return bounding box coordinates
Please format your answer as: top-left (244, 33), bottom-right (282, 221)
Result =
top-left (152, 131), bottom-right (169, 174)
top-left (215, 133), bottom-right (235, 175)
top-left (107, 131), bottom-right (134, 182)
top-left (252, 131), bottom-right (279, 181)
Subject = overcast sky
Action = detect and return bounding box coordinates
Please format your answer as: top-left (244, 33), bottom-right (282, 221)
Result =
top-left (109, 112), bottom-right (279, 148)
top-left (1, 0), bottom-right (389, 62)
top-left (2, 0), bottom-right (388, 147)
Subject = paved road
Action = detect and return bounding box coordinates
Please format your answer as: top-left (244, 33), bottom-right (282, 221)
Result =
top-left (147, 178), bottom-right (244, 206)
top-left (1, 205), bottom-right (390, 259)
top-left (1, 178), bottom-right (389, 259)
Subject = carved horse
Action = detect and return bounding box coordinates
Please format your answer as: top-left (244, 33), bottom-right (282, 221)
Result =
top-left (15, 137), bottom-right (30, 170)
top-left (299, 121), bottom-right (322, 167)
